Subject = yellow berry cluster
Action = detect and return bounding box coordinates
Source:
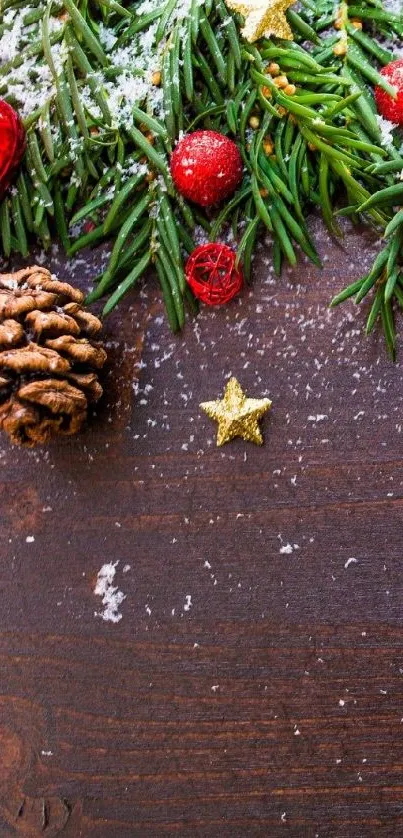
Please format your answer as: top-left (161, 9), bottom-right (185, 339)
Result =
top-left (247, 60), bottom-right (298, 148)
top-left (265, 62), bottom-right (296, 97)
top-left (334, 10), bottom-right (362, 30)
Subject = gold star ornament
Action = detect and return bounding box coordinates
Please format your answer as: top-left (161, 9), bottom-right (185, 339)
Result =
top-left (224, 0), bottom-right (296, 42)
top-left (200, 377), bottom-right (272, 446)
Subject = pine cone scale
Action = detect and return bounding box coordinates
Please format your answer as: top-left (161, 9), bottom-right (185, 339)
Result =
top-left (0, 319), bottom-right (25, 347)
top-left (0, 266), bottom-right (107, 446)
top-left (45, 335), bottom-right (107, 369)
top-left (26, 276), bottom-right (84, 303)
top-left (63, 304), bottom-right (102, 336)
top-left (0, 400), bottom-right (41, 446)
top-left (67, 372), bottom-right (103, 403)
top-left (0, 344), bottom-right (71, 375)
top-left (25, 310), bottom-right (82, 338)
top-left (19, 379), bottom-right (87, 415)
top-left (0, 290), bottom-right (58, 318)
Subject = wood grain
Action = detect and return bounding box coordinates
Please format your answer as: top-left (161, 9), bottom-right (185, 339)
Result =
top-left (1, 222), bottom-right (403, 836)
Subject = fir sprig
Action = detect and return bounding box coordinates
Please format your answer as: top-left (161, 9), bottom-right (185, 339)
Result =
top-left (0, 0), bottom-right (402, 355)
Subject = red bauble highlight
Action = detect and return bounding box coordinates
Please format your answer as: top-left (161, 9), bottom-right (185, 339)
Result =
top-left (185, 243), bottom-right (243, 306)
top-left (0, 100), bottom-right (26, 200)
top-left (375, 59), bottom-right (403, 125)
top-left (170, 130), bottom-right (243, 207)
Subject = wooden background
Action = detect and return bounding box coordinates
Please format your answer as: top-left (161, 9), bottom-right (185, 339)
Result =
top-left (1, 220), bottom-right (403, 836)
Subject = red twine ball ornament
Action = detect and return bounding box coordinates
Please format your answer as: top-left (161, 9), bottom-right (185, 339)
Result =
top-left (170, 130), bottom-right (243, 207)
top-left (185, 243), bottom-right (243, 306)
top-left (375, 59), bottom-right (403, 125)
top-left (0, 100), bottom-right (26, 200)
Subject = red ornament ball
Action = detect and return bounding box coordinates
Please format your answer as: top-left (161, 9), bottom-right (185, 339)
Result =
top-left (0, 100), bottom-right (26, 200)
top-left (185, 243), bottom-right (243, 306)
top-left (170, 130), bottom-right (243, 207)
top-left (375, 59), bottom-right (403, 125)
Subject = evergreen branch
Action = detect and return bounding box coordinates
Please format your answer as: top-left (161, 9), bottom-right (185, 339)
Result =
top-left (0, 0), bottom-right (402, 354)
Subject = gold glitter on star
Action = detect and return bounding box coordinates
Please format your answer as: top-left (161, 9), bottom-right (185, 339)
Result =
top-left (225, 0), bottom-right (296, 42)
top-left (200, 377), bottom-right (272, 447)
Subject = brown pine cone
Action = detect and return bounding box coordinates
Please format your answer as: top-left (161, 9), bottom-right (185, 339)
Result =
top-left (0, 266), bottom-right (107, 446)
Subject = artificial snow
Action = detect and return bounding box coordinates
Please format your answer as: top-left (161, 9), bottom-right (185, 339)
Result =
top-left (344, 557), bottom-right (358, 569)
top-left (94, 561), bottom-right (126, 623)
top-left (0, 0), bottom-right (201, 129)
top-left (0, 5), bottom-right (65, 117)
top-left (183, 594), bottom-right (192, 611)
top-left (376, 115), bottom-right (396, 151)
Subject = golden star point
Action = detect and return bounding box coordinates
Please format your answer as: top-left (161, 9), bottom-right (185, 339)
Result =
top-left (200, 377), bottom-right (272, 447)
top-left (225, 0), bottom-right (296, 43)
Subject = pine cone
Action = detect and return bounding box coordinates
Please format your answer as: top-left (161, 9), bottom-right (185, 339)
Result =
top-left (0, 266), bottom-right (107, 446)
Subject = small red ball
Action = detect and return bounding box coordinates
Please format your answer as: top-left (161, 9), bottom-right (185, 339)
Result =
top-left (185, 243), bottom-right (243, 306)
top-left (83, 220), bottom-right (96, 234)
top-left (375, 59), bottom-right (403, 125)
top-left (0, 100), bottom-right (26, 200)
top-left (170, 130), bottom-right (243, 207)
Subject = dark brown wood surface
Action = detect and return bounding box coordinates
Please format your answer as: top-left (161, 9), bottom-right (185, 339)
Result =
top-left (1, 221), bottom-right (403, 837)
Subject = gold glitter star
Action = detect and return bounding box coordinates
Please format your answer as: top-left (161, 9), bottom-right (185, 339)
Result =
top-left (200, 377), bottom-right (272, 446)
top-left (225, 0), bottom-right (296, 42)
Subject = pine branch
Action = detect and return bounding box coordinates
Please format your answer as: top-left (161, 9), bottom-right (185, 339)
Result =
top-left (0, 0), bottom-right (402, 356)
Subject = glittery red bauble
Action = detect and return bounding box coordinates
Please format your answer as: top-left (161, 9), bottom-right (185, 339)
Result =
top-left (170, 130), bottom-right (243, 207)
top-left (375, 60), bottom-right (403, 125)
top-left (185, 243), bottom-right (243, 306)
top-left (0, 100), bottom-right (26, 200)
